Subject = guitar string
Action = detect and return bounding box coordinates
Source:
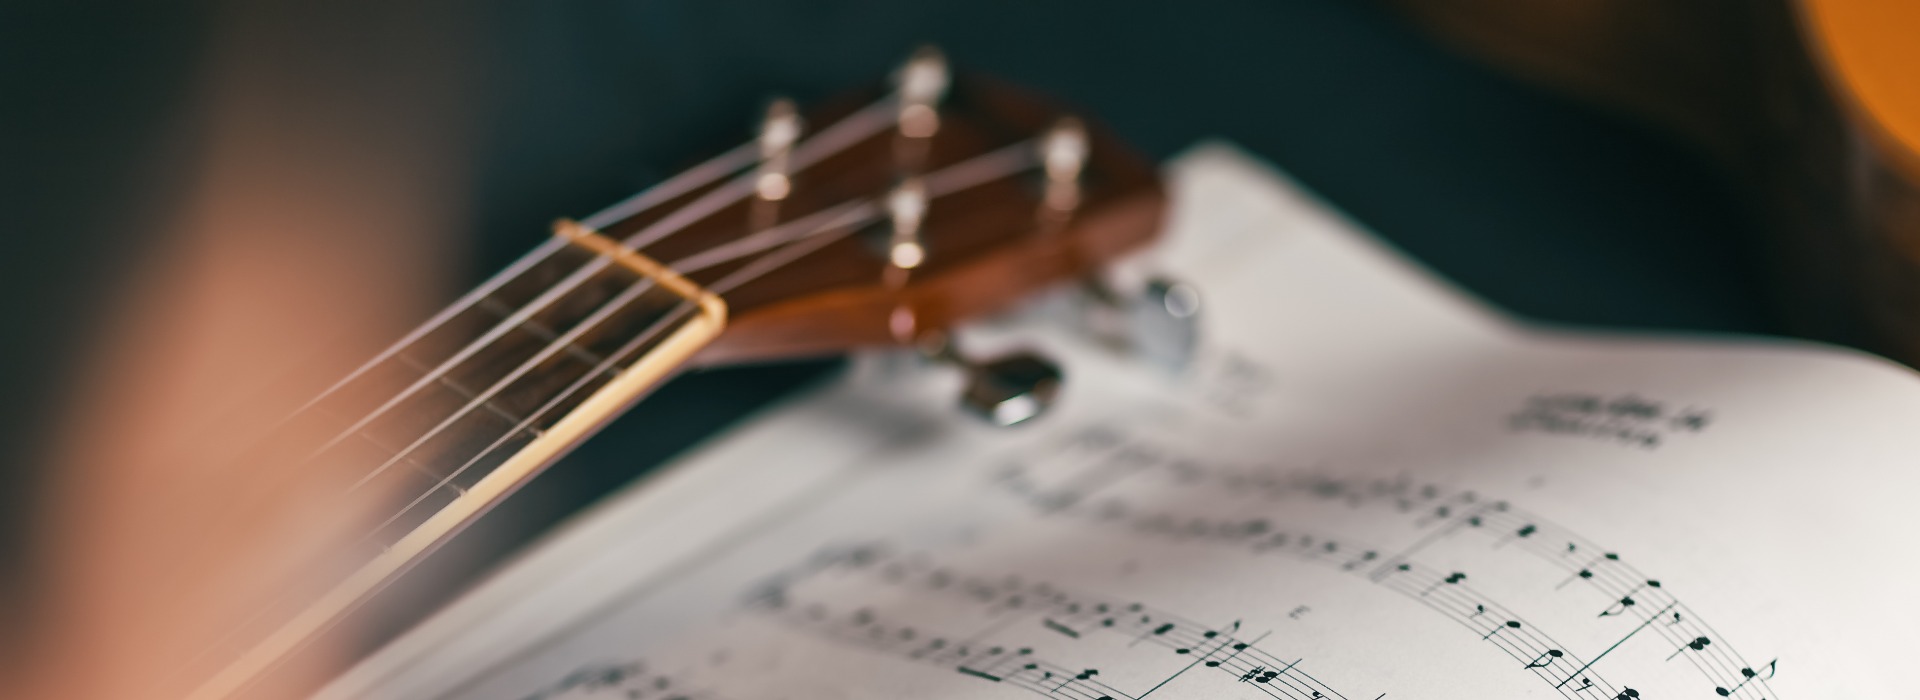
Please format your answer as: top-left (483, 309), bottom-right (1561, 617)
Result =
top-left (282, 95), bottom-right (895, 431)
top-left (339, 109), bottom-right (994, 498)
top-left (177, 137), bottom-right (1040, 693)
top-left (174, 96), bottom-right (897, 678)
top-left (267, 139), bottom-right (759, 438)
top-left (615, 96), bottom-right (897, 253)
top-left (359, 139), bottom-right (1040, 538)
top-left (285, 96), bottom-right (898, 487)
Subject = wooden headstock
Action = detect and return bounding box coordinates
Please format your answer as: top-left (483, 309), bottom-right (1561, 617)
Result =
top-left (580, 48), bottom-right (1167, 366)
top-left (178, 49), bottom-right (1168, 700)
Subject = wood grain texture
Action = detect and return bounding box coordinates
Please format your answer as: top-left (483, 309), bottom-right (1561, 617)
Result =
top-left (609, 76), bottom-right (1167, 365)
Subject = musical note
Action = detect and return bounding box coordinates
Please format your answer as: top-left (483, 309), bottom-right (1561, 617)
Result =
top-left (1424, 571), bottom-right (1467, 595)
top-left (1497, 523), bottom-right (1539, 548)
top-left (977, 459), bottom-right (1773, 700)
top-left (1239, 665), bottom-right (1285, 684)
top-left (1557, 568), bottom-right (1596, 590)
top-left (1043, 618), bottom-right (1081, 638)
top-left (1343, 550), bottom-right (1380, 571)
top-left (1205, 636), bottom-right (1254, 668)
top-left (1614, 688), bottom-right (1640, 699)
top-left (1714, 658), bottom-right (1777, 697)
top-left (1129, 618), bottom-right (1174, 648)
top-left (1046, 668), bottom-right (1104, 694)
top-left (521, 661), bottom-right (706, 700)
top-left (1599, 580), bottom-right (1661, 618)
top-left (1524, 649), bottom-right (1564, 669)
top-left (1666, 636), bottom-right (1711, 661)
top-left (1482, 620), bottom-right (1523, 641)
top-left (957, 666), bottom-right (1003, 682)
top-left (1598, 596), bottom-right (1636, 618)
top-left (1557, 602), bottom-right (1677, 689)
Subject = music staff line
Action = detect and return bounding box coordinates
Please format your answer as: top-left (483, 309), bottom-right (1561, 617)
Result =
top-left (517, 657), bottom-right (722, 700)
top-left (750, 546), bottom-right (1354, 700)
top-left (1376, 559), bottom-right (1625, 699)
top-left (1403, 493), bottom-right (1779, 700)
top-left (1121, 432), bottom-right (1778, 700)
top-left (994, 428), bottom-right (1780, 700)
top-left (756, 587), bottom-right (1327, 700)
top-left (993, 470), bottom-right (1624, 699)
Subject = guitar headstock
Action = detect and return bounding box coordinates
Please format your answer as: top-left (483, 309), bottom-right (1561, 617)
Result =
top-left (575, 47), bottom-right (1167, 368)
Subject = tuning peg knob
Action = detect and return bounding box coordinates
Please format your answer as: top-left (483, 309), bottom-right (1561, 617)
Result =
top-left (1081, 275), bottom-right (1202, 372)
top-left (1126, 277), bottom-right (1202, 372)
top-left (921, 334), bottom-right (1063, 427)
top-left (961, 352), bottom-right (1064, 427)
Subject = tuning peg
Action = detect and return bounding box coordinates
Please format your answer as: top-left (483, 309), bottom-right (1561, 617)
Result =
top-left (894, 45), bottom-right (948, 139)
top-left (887, 177), bottom-right (929, 270)
top-left (1130, 277), bottom-right (1202, 371)
top-left (1039, 117), bottom-right (1088, 214)
top-left (921, 333), bottom-right (1063, 427)
top-left (755, 97), bottom-right (801, 202)
top-left (1083, 275), bottom-right (1203, 372)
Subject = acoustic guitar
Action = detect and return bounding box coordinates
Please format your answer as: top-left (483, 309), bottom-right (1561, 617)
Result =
top-left (152, 48), bottom-right (1166, 700)
top-left (1383, 0), bottom-right (1920, 364)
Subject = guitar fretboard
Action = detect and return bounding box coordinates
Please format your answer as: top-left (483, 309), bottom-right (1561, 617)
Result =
top-left (182, 48), bottom-right (1170, 699)
top-left (324, 239), bottom-right (700, 548)
top-left (185, 225), bottom-right (719, 681)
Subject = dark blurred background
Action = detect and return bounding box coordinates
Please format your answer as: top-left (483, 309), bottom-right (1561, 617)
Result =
top-left (3, 0), bottom-right (1774, 661)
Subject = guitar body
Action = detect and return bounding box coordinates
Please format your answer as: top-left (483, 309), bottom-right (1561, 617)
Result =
top-left (1382, 0), bottom-right (1920, 363)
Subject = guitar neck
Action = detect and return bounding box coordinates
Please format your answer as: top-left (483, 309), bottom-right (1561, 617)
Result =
top-left (187, 221), bottom-right (726, 700)
top-left (183, 50), bottom-right (1168, 699)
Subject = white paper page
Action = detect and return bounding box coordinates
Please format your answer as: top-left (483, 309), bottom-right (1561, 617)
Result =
top-left (323, 143), bottom-right (1920, 700)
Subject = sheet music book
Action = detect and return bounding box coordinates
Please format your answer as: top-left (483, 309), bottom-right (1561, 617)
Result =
top-left (321, 142), bottom-right (1920, 700)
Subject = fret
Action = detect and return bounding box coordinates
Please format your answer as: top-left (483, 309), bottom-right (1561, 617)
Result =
top-left (392, 352), bottom-right (533, 429)
top-left (474, 296), bottom-right (613, 369)
top-left (182, 61), bottom-right (1170, 700)
top-left (346, 422), bottom-right (447, 483)
top-left (348, 274), bottom-right (702, 526)
top-left (179, 240), bottom-right (724, 699)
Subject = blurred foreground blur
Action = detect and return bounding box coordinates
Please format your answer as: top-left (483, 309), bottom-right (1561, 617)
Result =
top-left (7, 4), bottom-right (478, 698)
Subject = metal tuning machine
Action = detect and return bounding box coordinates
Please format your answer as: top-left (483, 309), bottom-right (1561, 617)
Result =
top-left (1082, 274), bottom-right (1203, 373)
top-left (917, 332), bottom-right (1063, 428)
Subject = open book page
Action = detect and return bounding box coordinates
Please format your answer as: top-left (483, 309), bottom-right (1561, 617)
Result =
top-left (322, 143), bottom-right (1920, 700)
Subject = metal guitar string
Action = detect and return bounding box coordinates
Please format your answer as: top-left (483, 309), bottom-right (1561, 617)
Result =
top-left (285, 97), bottom-right (899, 484)
top-left (361, 139), bottom-right (1040, 541)
top-left (286, 95), bottom-right (897, 434)
top-left (270, 140), bottom-right (759, 437)
top-left (174, 96), bottom-right (895, 679)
